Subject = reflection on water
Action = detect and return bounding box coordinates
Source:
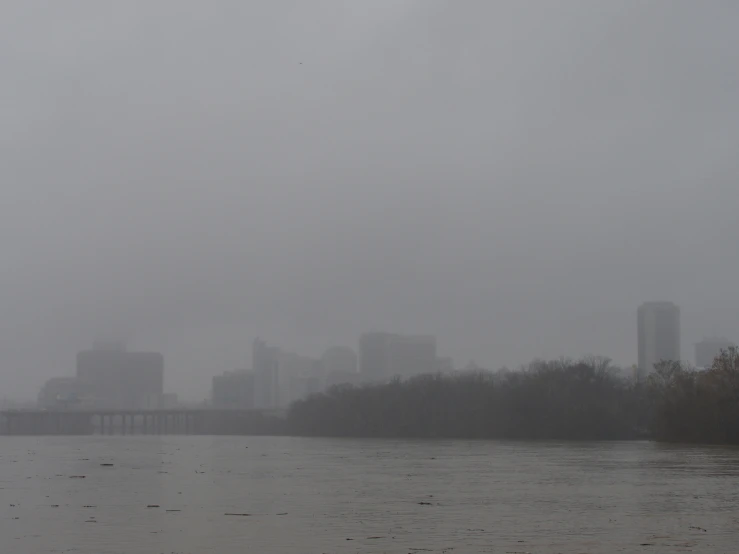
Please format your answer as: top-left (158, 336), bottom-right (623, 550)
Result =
top-left (1, 437), bottom-right (739, 553)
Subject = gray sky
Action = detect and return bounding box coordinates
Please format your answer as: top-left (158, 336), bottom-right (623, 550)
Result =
top-left (2, 1), bottom-right (739, 400)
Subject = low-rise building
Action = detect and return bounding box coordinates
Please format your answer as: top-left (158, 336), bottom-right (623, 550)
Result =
top-left (160, 393), bottom-right (179, 409)
top-left (38, 377), bottom-right (86, 409)
top-left (325, 369), bottom-right (362, 389)
top-left (212, 370), bottom-right (254, 409)
top-left (695, 338), bottom-right (736, 368)
top-left (321, 346), bottom-right (357, 375)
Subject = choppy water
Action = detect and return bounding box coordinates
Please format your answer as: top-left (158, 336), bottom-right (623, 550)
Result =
top-left (1, 437), bottom-right (739, 553)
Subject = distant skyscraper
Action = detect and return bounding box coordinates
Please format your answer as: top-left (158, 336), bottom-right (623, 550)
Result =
top-left (359, 332), bottom-right (437, 380)
top-left (321, 346), bottom-right (359, 389)
top-left (359, 332), bottom-right (394, 380)
top-left (386, 334), bottom-right (437, 379)
top-left (76, 343), bottom-right (164, 409)
top-left (276, 350), bottom-right (321, 406)
top-left (695, 338), bottom-right (735, 368)
top-left (212, 370), bottom-right (254, 409)
top-left (252, 338), bottom-right (280, 409)
top-left (637, 302), bottom-right (680, 372)
top-left (321, 346), bottom-right (358, 375)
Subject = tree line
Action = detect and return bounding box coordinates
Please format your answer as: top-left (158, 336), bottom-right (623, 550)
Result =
top-left (286, 348), bottom-right (739, 444)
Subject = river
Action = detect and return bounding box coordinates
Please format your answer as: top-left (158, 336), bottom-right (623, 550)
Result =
top-left (1, 437), bottom-right (738, 553)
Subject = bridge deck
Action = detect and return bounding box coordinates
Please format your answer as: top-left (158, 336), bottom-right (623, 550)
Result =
top-left (0, 408), bottom-right (287, 436)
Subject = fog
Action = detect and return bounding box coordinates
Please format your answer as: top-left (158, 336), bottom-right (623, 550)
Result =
top-left (2, 1), bottom-right (739, 400)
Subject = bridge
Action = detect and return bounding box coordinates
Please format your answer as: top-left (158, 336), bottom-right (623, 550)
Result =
top-left (0, 408), bottom-right (287, 436)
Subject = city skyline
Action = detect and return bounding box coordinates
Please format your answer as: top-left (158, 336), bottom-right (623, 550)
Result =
top-left (28, 299), bottom-right (738, 407)
top-left (12, 299), bottom-right (735, 401)
top-left (3, 2), bottom-right (739, 402)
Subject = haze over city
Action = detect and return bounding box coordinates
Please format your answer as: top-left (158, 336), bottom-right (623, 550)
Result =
top-left (3, 1), bottom-right (739, 402)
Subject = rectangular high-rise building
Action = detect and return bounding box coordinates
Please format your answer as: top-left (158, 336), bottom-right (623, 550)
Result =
top-left (212, 370), bottom-right (254, 409)
top-left (637, 302), bottom-right (680, 373)
top-left (359, 332), bottom-right (437, 381)
top-left (76, 344), bottom-right (164, 409)
top-left (276, 350), bottom-right (321, 406)
top-left (359, 332), bottom-right (394, 380)
top-left (252, 338), bottom-right (280, 409)
top-left (387, 334), bottom-right (437, 379)
top-left (695, 338), bottom-right (735, 369)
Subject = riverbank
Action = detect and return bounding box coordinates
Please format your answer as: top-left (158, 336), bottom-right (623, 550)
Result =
top-left (287, 352), bottom-right (739, 445)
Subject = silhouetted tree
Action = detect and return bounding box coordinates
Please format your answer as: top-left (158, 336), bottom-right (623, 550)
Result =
top-left (287, 351), bottom-right (739, 444)
top-left (288, 357), bottom-right (643, 440)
